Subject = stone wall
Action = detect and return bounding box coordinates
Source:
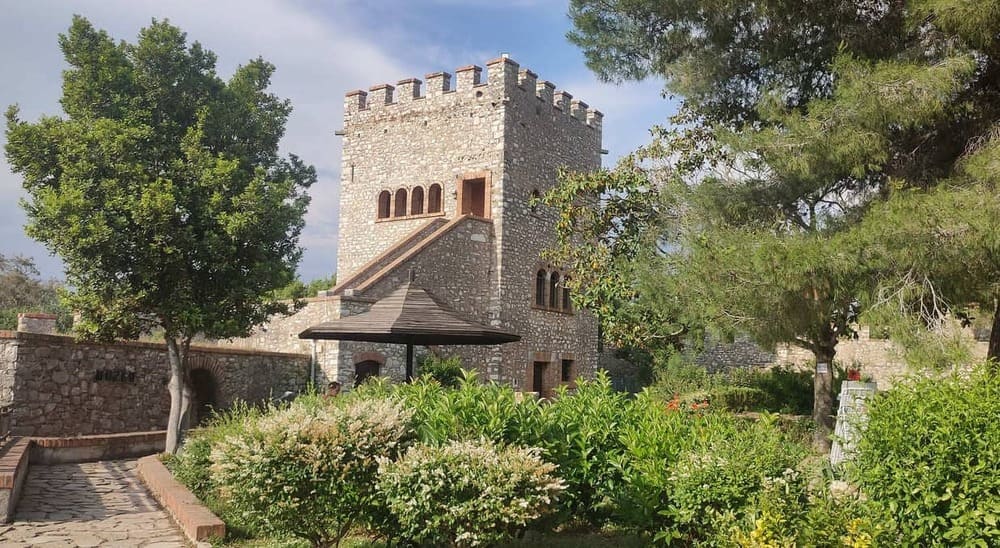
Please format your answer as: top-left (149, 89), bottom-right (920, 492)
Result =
top-left (0, 331), bottom-right (309, 437)
top-left (222, 57), bottom-right (604, 394)
top-left (497, 59), bottom-right (603, 388)
top-left (689, 326), bottom-right (988, 389)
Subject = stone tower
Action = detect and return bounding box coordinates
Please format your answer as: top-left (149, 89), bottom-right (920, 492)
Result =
top-left (226, 57), bottom-right (603, 393)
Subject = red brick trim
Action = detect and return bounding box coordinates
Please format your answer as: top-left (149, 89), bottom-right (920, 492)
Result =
top-left (30, 431), bottom-right (165, 449)
top-left (137, 455), bottom-right (225, 543)
top-left (0, 437), bottom-right (30, 489)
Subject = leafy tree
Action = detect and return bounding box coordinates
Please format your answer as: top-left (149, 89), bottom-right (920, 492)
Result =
top-left (558, 0), bottom-right (1000, 449)
top-left (0, 253), bottom-right (69, 331)
top-left (4, 17), bottom-right (316, 452)
top-left (272, 273), bottom-right (336, 300)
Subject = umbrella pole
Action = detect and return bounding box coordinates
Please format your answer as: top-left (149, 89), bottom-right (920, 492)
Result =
top-left (405, 343), bottom-right (414, 382)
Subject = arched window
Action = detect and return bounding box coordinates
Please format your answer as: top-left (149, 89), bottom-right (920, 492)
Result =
top-left (427, 184), bottom-right (443, 214)
top-left (377, 190), bottom-right (391, 219)
top-left (562, 276), bottom-right (572, 311)
top-left (411, 186), bottom-right (425, 215)
top-left (394, 188), bottom-right (407, 218)
top-left (549, 272), bottom-right (560, 309)
top-left (535, 269), bottom-right (547, 307)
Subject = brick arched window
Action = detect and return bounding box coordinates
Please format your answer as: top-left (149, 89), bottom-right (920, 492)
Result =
top-left (427, 184), bottom-right (442, 214)
top-left (411, 186), bottom-right (425, 215)
top-left (535, 269), bottom-right (547, 307)
top-left (394, 188), bottom-right (408, 218)
top-left (377, 190), bottom-right (391, 219)
top-left (562, 276), bottom-right (572, 311)
top-left (549, 272), bottom-right (560, 308)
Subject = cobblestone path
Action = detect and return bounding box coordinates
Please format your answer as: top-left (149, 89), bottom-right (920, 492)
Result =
top-left (0, 459), bottom-right (187, 547)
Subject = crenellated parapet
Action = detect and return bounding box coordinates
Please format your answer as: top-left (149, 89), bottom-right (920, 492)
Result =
top-left (343, 57), bottom-right (602, 130)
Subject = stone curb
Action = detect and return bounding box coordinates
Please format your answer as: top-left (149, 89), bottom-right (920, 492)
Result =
top-left (0, 437), bottom-right (31, 523)
top-left (136, 454), bottom-right (225, 544)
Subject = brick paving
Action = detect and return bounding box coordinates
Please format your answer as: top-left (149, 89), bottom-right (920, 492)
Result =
top-left (0, 460), bottom-right (187, 547)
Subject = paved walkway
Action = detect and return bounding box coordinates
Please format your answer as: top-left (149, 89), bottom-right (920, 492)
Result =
top-left (0, 460), bottom-right (187, 547)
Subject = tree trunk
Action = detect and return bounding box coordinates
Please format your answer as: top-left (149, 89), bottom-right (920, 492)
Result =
top-left (988, 299), bottom-right (1000, 363)
top-left (165, 336), bottom-right (190, 454)
top-left (812, 345), bottom-right (836, 453)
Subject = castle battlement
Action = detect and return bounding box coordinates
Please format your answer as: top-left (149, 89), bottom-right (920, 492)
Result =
top-left (343, 57), bottom-right (603, 130)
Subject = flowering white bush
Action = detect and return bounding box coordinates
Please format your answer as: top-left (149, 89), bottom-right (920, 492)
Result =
top-left (210, 398), bottom-right (415, 547)
top-left (377, 439), bottom-right (565, 547)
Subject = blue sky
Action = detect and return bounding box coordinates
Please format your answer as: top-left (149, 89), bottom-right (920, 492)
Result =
top-left (0, 0), bottom-right (676, 282)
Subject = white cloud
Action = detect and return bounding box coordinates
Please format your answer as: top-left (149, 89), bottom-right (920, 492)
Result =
top-left (0, 0), bottom-right (407, 280)
top-left (0, 0), bottom-right (675, 282)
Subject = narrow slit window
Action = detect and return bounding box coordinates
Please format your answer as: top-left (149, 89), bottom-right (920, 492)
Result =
top-left (411, 186), bottom-right (425, 215)
top-left (561, 359), bottom-right (574, 383)
top-left (428, 184), bottom-right (443, 213)
top-left (535, 270), bottom-right (547, 306)
top-left (394, 188), bottom-right (408, 218)
top-left (377, 190), bottom-right (391, 219)
top-left (549, 272), bottom-right (560, 309)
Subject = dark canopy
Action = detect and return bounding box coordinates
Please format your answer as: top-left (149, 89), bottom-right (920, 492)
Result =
top-left (299, 281), bottom-right (520, 379)
top-left (298, 280), bottom-right (520, 345)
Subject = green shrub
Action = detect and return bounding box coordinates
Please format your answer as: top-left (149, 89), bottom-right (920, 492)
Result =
top-left (165, 401), bottom-right (266, 532)
top-left (377, 439), bottom-right (565, 547)
top-left (417, 354), bottom-right (465, 388)
top-left (707, 385), bottom-right (775, 412)
top-left (526, 372), bottom-right (631, 525)
top-left (652, 359), bottom-right (814, 414)
top-left (381, 371), bottom-right (543, 447)
top-left (210, 398), bottom-right (415, 547)
top-left (616, 399), bottom-right (809, 545)
top-left (852, 365), bottom-right (1000, 546)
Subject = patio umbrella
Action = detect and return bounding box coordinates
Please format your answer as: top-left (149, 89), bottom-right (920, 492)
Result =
top-left (298, 280), bottom-right (520, 380)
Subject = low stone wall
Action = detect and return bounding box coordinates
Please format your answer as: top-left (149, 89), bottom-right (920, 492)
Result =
top-left (137, 454), bottom-right (226, 543)
top-left (689, 327), bottom-right (988, 389)
top-left (0, 437), bottom-right (30, 523)
top-left (30, 431), bottom-right (166, 465)
top-left (0, 331), bottom-right (310, 437)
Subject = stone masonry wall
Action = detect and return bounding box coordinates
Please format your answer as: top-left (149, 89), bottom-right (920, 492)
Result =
top-left (0, 331), bottom-right (309, 437)
top-left (333, 57), bottom-right (604, 391)
top-left (770, 326), bottom-right (987, 389)
top-left (496, 58), bottom-right (603, 390)
top-left (337, 63), bottom-right (506, 279)
top-left (687, 326), bottom-right (988, 389)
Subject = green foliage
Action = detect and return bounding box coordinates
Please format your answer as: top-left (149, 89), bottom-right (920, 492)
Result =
top-left (526, 373), bottom-right (631, 524)
top-left (272, 274), bottom-right (336, 301)
top-left (377, 439), bottom-right (565, 547)
top-left (551, 0), bottom-right (1000, 447)
top-left (209, 398), bottom-right (415, 547)
top-left (5, 16), bottom-right (316, 343)
top-left (371, 371), bottom-right (539, 447)
top-left (164, 401), bottom-right (266, 535)
top-left (567, 0), bottom-right (906, 130)
top-left (4, 15), bottom-right (316, 452)
top-left (616, 400), bottom-right (808, 544)
top-left (652, 359), bottom-right (814, 415)
top-left (542, 160), bottom-right (687, 348)
top-left (416, 354), bottom-right (464, 388)
top-left (0, 253), bottom-right (71, 331)
top-left (852, 366), bottom-right (1000, 545)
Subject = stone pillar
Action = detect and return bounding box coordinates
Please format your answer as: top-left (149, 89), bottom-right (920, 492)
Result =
top-left (16, 313), bottom-right (57, 335)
